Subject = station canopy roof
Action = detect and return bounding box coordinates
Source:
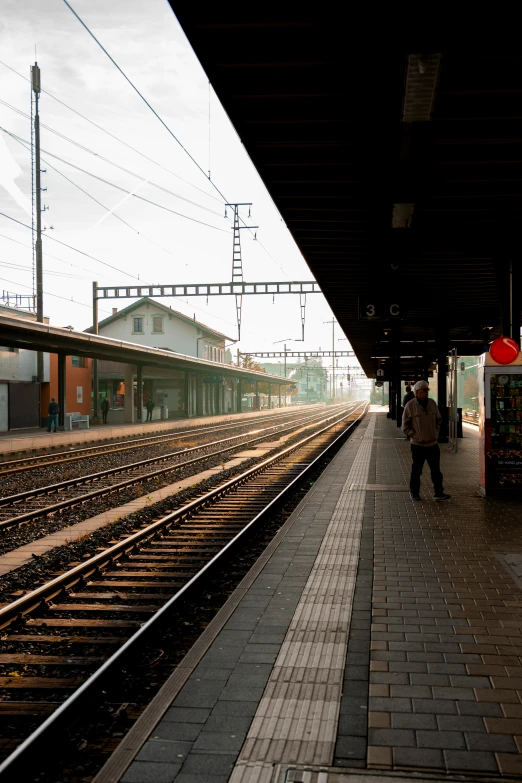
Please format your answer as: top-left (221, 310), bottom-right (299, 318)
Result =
top-left (168, 8), bottom-right (520, 378)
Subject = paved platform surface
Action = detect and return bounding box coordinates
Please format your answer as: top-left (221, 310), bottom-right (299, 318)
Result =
top-left (0, 406), bottom-right (305, 455)
top-left (97, 410), bottom-right (522, 783)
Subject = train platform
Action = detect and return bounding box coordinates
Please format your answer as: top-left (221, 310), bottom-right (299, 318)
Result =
top-left (97, 409), bottom-right (522, 783)
top-left (0, 406), bottom-right (307, 457)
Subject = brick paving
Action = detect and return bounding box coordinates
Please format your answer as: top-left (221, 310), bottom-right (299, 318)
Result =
top-left (113, 411), bottom-right (522, 783)
top-left (366, 412), bottom-right (522, 777)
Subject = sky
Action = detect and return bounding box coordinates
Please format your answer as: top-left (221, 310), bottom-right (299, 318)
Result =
top-left (0, 0), bottom-right (359, 377)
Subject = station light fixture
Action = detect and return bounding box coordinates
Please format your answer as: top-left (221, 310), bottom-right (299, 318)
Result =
top-left (392, 202), bottom-right (415, 228)
top-left (402, 53), bottom-right (442, 122)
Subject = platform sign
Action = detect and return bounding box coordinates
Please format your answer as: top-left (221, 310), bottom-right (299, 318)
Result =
top-left (358, 299), bottom-right (403, 320)
top-left (202, 374), bottom-right (224, 383)
top-left (376, 369), bottom-right (384, 378)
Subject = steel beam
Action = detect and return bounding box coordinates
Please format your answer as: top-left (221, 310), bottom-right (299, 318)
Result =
top-left (94, 281), bottom-right (321, 299)
top-left (240, 350), bottom-right (354, 358)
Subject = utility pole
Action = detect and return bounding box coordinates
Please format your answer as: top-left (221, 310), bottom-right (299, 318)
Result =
top-left (92, 281), bottom-right (99, 420)
top-left (32, 62), bottom-right (44, 381)
top-left (323, 318), bottom-right (337, 400)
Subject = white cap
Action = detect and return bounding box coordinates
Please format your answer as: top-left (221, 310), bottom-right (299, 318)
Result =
top-left (413, 380), bottom-right (429, 391)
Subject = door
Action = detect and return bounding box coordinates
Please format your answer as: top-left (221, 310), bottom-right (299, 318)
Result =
top-left (9, 382), bottom-right (40, 429)
top-left (0, 384), bottom-right (7, 431)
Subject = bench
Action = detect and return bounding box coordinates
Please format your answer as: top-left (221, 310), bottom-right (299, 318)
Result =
top-left (65, 412), bottom-right (89, 430)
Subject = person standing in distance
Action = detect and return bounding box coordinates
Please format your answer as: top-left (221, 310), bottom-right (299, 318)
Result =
top-left (101, 396), bottom-right (110, 425)
top-left (47, 397), bottom-right (59, 433)
top-left (402, 380), bottom-right (451, 501)
top-left (402, 385), bottom-right (415, 406)
top-left (145, 398), bottom-right (155, 422)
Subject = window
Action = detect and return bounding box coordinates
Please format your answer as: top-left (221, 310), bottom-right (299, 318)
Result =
top-left (152, 315), bottom-right (163, 333)
top-left (133, 317), bottom-right (143, 333)
top-left (71, 356), bottom-right (86, 368)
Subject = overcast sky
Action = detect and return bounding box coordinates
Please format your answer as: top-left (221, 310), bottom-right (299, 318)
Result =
top-left (0, 0), bottom-right (357, 374)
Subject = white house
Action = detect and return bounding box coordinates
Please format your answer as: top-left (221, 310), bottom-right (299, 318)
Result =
top-left (88, 298), bottom-right (234, 420)
top-left (92, 298), bottom-right (230, 362)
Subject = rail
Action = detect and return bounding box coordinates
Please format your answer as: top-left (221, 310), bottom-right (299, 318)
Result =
top-left (0, 403), bottom-right (367, 780)
top-left (0, 405), bottom-right (353, 530)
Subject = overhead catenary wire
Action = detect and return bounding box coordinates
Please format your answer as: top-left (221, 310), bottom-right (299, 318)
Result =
top-left (4, 129), bottom-right (202, 262)
top-left (0, 58), bottom-right (223, 205)
top-left (0, 125), bottom-right (231, 236)
top-left (0, 274), bottom-right (112, 315)
top-left (2, 58), bottom-right (294, 279)
top-left (1, 260), bottom-right (89, 279)
top-left (0, 99), bottom-right (224, 218)
top-left (61, 1), bottom-right (282, 262)
top-left (0, 231), bottom-right (117, 279)
top-left (0, 211), bottom-right (147, 283)
top-left (2, 45), bottom-right (295, 282)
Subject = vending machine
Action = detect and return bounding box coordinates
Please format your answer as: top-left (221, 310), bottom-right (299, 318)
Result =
top-left (479, 338), bottom-right (522, 496)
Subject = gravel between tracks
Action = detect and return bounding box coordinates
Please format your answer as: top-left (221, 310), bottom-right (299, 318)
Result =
top-left (0, 413), bottom-right (352, 600)
top-left (0, 411), bottom-right (318, 494)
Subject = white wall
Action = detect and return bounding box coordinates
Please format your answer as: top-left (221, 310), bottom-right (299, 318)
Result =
top-left (99, 303), bottom-right (225, 362)
top-left (0, 348), bottom-right (50, 382)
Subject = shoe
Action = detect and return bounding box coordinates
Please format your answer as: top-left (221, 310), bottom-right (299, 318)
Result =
top-left (410, 492), bottom-right (421, 501)
top-left (434, 493), bottom-right (451, 501)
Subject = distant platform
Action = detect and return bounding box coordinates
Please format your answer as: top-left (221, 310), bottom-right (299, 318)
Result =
top-left (0, 405), bottom-right (317, 457)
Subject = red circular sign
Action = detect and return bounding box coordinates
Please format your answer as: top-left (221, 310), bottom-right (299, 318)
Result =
top-left (490, 336), bottom-right (520, 364)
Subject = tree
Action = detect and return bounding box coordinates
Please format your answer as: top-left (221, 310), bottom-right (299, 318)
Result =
top-left (239, 354), bottom-right (266, 372)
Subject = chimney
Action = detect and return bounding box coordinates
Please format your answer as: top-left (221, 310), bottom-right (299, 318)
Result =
top-left (112, 307), bottom-right (118, 315)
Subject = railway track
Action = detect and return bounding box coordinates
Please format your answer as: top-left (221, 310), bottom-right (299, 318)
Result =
top-left (0, 402), bottom-right (367, 781)
top-left (0, 405), bottom-right (322, 476)
top-left (0, 405), bottom-right (349, 531)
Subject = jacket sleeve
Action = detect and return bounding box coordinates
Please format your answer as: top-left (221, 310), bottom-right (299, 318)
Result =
top-left (402, 402), bottom-right (415, 438)
top-left (435, 404), bottom-right (442, 434)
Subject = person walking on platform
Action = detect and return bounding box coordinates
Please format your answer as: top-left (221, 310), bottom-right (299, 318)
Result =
top-left (145, 398), bottom-right (155, 422)
top-left (101, 396), bottom-right (110, 425)
top-left (402, 380), bottom-right (451, 502)
top-left (402, 385), bottom-right (415, 406)
top-left (47, 398), bottom-right (59, 433)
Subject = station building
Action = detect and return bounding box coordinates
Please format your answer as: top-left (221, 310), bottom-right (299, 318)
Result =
top-left (87, 297), bottom-right (238, 421)
top-left (0, 305), bottom-right (92, 431)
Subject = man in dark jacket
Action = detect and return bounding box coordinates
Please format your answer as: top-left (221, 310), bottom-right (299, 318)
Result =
top-left (145, 399), bottom-right (155, 422)
top-left (402, 380), bottom-right (451, 502)
top-left (101, 396), bottom-right (110, 424)
top-left (47, 398), bottom-right (59, 432)
top-left (402, 385), bottom-right (415, 406)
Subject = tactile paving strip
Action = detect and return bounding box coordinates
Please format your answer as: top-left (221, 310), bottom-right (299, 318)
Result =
top-left (229, 418), bottom-right (376, 782)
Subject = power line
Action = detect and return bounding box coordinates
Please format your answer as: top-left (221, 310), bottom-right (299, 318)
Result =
top-left (1, 260), bottom-right (89, 279)
top-left (0, 58), bottom-right (223, 205)
top-left (0, 125), bottom-right (230, 235)
top-left (0, 211), bottom-right (146, 283)
top-left (0, 99), bottom-right (224, 218)
top-left (61, 2), bottom-right (269, 246)
top-left (61, 1), bottom-right (294, 281)
top-left (0, 231), bottom-right (115, 279)
top-left (0, 274), bottom-right (112, 315)
top-left (1, 60), bottom-right (293, 279)
top-left (4, 129), bottom-right (201, 261)
top-left (63, 0), bottom-right (225, 194)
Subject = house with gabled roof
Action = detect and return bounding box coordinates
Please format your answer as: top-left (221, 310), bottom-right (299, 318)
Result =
top-left (87, 297), bottom-right (232, 363)
top-left (86, 298), bottom-right (237, 421)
